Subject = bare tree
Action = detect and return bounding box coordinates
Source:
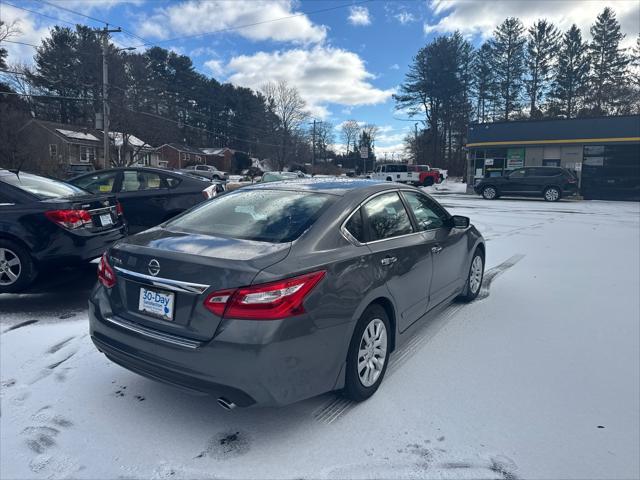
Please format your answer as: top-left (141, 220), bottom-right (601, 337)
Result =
top-left (0, 19), bottom-right (21, 69)
top-left (261, 80), bottom-right (308, 169)
top-left (341, 119), bottom-right (360, 155)
top-left (314, 120), bottom-right (334, 161)
top-left (363, 123), bottom-right (379, 150)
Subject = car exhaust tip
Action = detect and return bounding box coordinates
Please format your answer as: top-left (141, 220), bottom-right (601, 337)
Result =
top-left (217, 397), bottom-right (236, 411)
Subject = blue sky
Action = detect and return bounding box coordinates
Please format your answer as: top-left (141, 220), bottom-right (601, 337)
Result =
top-left (3, 0), bottom-right (639, 156)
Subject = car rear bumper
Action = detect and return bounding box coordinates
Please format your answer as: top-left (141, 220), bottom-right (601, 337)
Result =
top-left (88, 287), bottom-right (351, 407)
top-left (35, 225), bottom-right (126, 265)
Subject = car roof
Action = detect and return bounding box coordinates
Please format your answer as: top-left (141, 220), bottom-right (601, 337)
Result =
top-left (242, 177), bottom-right (408, 196)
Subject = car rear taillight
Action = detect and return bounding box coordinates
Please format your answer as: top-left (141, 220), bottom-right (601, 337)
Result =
top-left (97, 252), bottom-right (116, 288)
top-left (203, 271), bottom-right (326, 320)
top-left (567, 177), bottom-right (577, 183)
top-left (116, 202), bottom-right (124, 215)
top-left (44, 209), bottom-right (92, 229)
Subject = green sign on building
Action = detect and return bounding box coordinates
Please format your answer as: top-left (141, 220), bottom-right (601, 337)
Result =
top-left (506, 148), bottom-right (525, 169)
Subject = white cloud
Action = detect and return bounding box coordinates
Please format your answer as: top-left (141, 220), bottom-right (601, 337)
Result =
top-left (204, 59), bottom-right (226, 78)
top-left (389, 63), bottom-right (400, 70)
top-left (1, 5), bottom-right (52, 65)
top-left (47, 0), bottom-right (144, 10)
top-left (226, 46), bottom-right (395, 119)
top-left (137, 0), bottom-right (327, 44)
top-left (348, 6), bottom-right (371, 26)
top-left (395, 11), bottom-right (417, 25)
top-left (424, 0), bottom-right (640, 48)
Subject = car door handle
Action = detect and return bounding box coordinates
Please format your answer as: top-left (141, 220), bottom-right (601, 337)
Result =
top-left (431, 245), bottom-right (443, 254)
top-left (380, 256), bottom-right (397, 266)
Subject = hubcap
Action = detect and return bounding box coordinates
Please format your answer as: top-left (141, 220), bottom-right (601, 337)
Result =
top-left (0, 248), bottom-right (22, 286)
top-left (484, 187), bottom-right (495, 199)
top-left (357, 318), bottom-right (387, 387)
top-left (545, 189), bottom-right (559, 201)
top-left (469, 255), bottom-right (483, 294)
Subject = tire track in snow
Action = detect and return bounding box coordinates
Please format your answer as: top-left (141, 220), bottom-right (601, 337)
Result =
top-left (313, 254), bottom-right (525, 424)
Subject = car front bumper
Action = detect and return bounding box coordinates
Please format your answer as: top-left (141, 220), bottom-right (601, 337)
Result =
top-left (88, 286), bottom-right (351, 407)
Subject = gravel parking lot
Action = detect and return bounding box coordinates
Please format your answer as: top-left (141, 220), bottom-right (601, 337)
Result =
top-left (1, 192), bottom-right (639, 480)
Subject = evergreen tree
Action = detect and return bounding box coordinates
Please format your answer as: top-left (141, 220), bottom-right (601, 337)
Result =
top-left (549, 25), bottom-right (590, 118)
top-left (525, 19), bottom-right (560, 118)
top-left (473, 42), bottom-right (497, 122)
top-left (588, 7), bottom-right (629, 114)
top-left (489, 17), bottom-right (526, 120)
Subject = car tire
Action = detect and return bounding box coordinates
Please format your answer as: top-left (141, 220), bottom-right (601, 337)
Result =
top-left (343, 304), bottom-right (391, 402)
top-left (543, 186), bottom-right (561, 202)
top-left (0, 239), bottom-right (37, 294)
top-left (458, 248), bottom-right (484, 302)
top-left (422, 177), bottom-right (434, 187)
top-left (482, 186), bottom-right (498, 200)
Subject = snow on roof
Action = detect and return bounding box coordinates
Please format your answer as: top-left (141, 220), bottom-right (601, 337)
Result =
top-left (201, 147), bottom-right (229, 155)
top-left (55, 129), bottom-right (100, 142)
top-left (109, 132), bottom-right (151, 149)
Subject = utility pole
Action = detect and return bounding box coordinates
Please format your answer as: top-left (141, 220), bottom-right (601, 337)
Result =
top-left (311, 119), bottom-right (316, 176)
top-left (99, 26), bottom-right (122, 170)
top-left (414, 122), bottom-right (419, 166)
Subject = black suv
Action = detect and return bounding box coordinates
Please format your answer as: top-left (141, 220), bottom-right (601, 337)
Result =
top-left (474, 166), bottom-right (578, 202)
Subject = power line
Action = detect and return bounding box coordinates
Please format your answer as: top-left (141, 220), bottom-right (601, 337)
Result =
top-left (3, 39), bottom-right (38, 48)
top-left (2, 1), bottom-right (78, 28)
top-left (32, 0), bottom-right (151, 46)
top-left (129, 0), bottom-right (373, 48)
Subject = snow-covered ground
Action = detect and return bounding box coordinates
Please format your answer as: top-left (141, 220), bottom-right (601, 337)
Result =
top-left (1, 193), bottom-right (639, 480)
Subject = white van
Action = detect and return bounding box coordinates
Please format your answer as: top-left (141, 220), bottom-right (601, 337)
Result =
top-left (369, 164), bottom-right (414, 183)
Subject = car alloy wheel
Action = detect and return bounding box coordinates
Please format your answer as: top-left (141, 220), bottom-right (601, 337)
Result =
top-left (357, 318), bottom-right (388, 387)
top-left (0, 247), bottom-right (22, 286)
top-left (482, 187), bottom-right (496, 199)
top-left (469, 255), bottom-right (483, 294)
top-left (544, 187), bottom-right (560, 202)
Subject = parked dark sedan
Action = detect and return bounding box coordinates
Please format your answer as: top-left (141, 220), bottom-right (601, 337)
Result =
top-left (70, 167), bottom-right (223, 233)
top-left (0, 170), bottom-right (125, 293)
top-left (474, 166), bottom-right (578, 201)
top-left (89, 179), bottom-right (485, 408)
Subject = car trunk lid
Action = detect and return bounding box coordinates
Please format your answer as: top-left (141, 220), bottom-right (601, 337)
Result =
top-left (107, 227), bottom-right (291, 341)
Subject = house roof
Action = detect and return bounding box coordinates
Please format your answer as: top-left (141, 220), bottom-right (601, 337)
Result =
top-left (201, 147), bottom-right (234, 155)
top-left (28, 119), bottom-right (103, 143)
top-left (467, 115), bottom-right (640, 147)
top-left (109, 132), bottom-right (153, 149)
top-left (161, 143), bottom-right (205, 155)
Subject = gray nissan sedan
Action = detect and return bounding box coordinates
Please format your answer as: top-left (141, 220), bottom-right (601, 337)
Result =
top-left (89, 179), bottom-right (485, 408)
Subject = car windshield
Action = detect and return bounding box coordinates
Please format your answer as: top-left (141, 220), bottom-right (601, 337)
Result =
top-left (165, 189), bottom-right (334, 243)
top-left (1, 172), bottom-right (90, 199)
top-left (262, 172), bottom-right (299, 182)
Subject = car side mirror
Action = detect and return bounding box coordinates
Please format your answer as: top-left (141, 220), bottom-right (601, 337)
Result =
top-left (450, 215), bottom-right (470, 229)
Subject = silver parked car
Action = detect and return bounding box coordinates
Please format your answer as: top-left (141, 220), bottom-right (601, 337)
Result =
top-left (89, 179), bottom-right (485, 408)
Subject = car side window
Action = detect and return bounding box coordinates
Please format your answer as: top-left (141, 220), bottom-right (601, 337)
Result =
top-left (121, 171), bottom-right (163, 192)
top-left (362, 192), bottom-right (413, 241)
top-left (402, 191), bottom-right (447, 231)
top-left (509, 169), bottom-right (526, 178)
top-left (0, 190), bottom-right (18, 205)
top-left (344, 208), bottom-right (366, 243)
top-left (73, 171), bottom-right (118, 193)
top-left (164, 175), bottom-right (182, 188)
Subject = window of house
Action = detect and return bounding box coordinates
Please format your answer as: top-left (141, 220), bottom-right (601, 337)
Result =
top-left (362, 192), bottom-right (413, 241)
top-left (195, 155), bottom-right (202, 163)
top-left (49, 144), bottom-right (58, 161)
top-left (80, 146), bottom-right (96, 163)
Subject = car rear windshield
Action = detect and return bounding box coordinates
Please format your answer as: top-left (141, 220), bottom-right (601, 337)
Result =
top-left (166, 189), bottom-right (335, 243)
top-left (1, 172), bottom-right (89, 199)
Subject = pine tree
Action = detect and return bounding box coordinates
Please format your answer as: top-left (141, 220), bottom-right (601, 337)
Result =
top-left (525, 19), bottom-right (560, 118)
top-left (549, 25), bottom-right (590, 118)
top-left (474, 42), bottom-right (497, 122)
top-left (489, 17), bottom-right (526, 121)
top-left (588, 7), bottom-right (629, 114)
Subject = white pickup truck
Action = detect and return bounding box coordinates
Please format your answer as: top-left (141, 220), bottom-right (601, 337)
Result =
top-left (369, 164), bottom-right (415, 183)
